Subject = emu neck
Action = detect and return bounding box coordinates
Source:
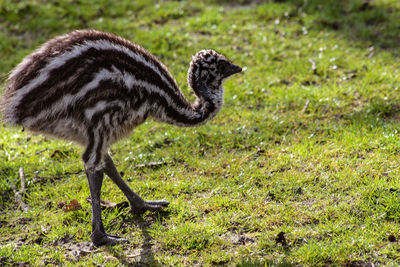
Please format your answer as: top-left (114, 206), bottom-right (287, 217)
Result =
top-left (152, 83), bottom-right (223, 127)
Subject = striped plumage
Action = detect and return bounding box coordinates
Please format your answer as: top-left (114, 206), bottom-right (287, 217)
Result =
top-left (1, 29), bottom-right (242, 246)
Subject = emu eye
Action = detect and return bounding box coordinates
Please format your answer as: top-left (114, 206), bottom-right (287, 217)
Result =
top-left (217, 61), bottom-right (230, 74)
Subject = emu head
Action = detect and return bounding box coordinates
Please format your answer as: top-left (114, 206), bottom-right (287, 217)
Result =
top-left (188, 49), bottom-right (242, 98)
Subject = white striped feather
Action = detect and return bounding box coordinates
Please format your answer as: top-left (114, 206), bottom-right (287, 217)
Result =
top-left (6, 39), bottom-right (179, 124)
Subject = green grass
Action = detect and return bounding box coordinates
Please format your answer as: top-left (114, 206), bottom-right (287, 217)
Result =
top-left (1, 0), bottom-right (400, 265)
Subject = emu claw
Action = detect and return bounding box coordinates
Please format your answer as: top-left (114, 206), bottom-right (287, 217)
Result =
top-left (145, 200), bottom-right (170, 207)
top-left (91, 232), bottom-right (128, 247)
top-left (131, 199), bottom-right (170, 215)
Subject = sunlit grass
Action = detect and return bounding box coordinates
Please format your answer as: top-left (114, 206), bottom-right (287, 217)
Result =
top-left (1, 0), bottom-right (400, 265)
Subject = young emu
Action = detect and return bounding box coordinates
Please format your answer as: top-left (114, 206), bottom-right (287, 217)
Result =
top-left (1, 30), bottom-right (242, 246)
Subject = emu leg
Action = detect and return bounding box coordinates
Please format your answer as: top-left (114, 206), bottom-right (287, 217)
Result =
top-left (86, 168), bottom-right (126, 246)
top-left (103, 154), bottom-right (169, 215)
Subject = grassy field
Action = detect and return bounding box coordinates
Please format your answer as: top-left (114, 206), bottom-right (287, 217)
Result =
top-left (1, 0), bottom-right (400, 265)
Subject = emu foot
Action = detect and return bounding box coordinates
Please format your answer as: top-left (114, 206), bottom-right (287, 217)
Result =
top-left (91, 231), bottom-right (128, 247)
top-left (131, 200), bottom-right (170, 215)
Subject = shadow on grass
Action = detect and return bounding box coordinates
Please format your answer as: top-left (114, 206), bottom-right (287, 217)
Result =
top-left (289, 0), bottom-right (400, 53)
top-left (343, 97), bottom-right (400, 127)
top-left (213, 0), bottom-right (400, 56)
top-left (108, 210), bottom-right (171, 266)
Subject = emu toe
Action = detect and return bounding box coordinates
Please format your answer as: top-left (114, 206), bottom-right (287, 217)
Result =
top-left (91, 231), bottom-right (128, 247)
top-left (144, 199), bottom-right (170, 211)
top-left (131, 199), bottom-right (170, 215)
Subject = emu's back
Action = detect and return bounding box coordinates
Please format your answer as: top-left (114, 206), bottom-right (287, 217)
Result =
top-left (1, 30), bottom-right (183, 145)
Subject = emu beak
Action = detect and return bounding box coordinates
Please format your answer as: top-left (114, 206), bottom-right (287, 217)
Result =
top-left (228, 64), bottom-right (242, 76)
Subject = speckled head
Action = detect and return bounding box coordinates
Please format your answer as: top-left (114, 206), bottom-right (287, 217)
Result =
top-left (188, 49), bottom-right (242, 93)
